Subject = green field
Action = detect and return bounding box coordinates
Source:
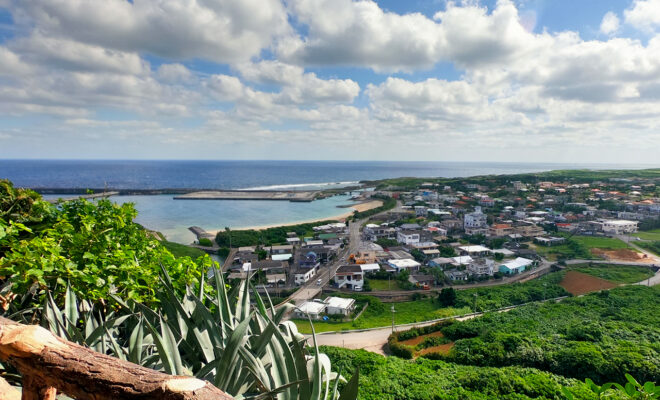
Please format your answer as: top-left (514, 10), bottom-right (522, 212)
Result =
top-left (294, 298), bottom-right (469, 333)
top-left (568, 263), bottom-right (654, 283)
top-left (635, 229), bottom-right (660, 241)
top-left (160, 241), bottom-right (208, 259)
top-left (571, 235), bottom-right (631, 250)
top-left (367, 278), bottom-right (407, 291)
top-left (295, 273), bottom-right (570, 333)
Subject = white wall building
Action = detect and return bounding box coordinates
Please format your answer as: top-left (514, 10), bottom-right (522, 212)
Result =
top-left (294, 268), bottom-right (317, 286)
top-left (325, 297), bottom-right (356, 316)
top-left (602, 220), bottom-right (639, 235)
top-left (396, 230), bottom-right (420, 245)
top-left (387, 259), bottom-right (421, 273)
top-left (464, 206), bottom-right (488, 234)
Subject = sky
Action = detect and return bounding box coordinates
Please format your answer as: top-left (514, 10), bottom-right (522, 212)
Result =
top-left (1, 0), bottom-right (660, 163)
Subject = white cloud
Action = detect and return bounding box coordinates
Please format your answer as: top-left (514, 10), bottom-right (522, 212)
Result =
top-left (9, 0), bottom-right (291, 63)
top-left (600, 11), bottom-right (620, 35)
top-left (625, 0), bottom-right (660, 32)
top-left (157, 63), bottom-right (193, 84)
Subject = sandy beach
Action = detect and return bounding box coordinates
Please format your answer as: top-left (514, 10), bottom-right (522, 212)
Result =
top-left (206, 200), bottom-right (383, 234)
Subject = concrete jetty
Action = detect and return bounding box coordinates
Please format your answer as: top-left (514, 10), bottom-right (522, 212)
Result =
top-left (46, 191), bottom-right (119, 203)
top-left (174, 190), bottom-right (318, 202)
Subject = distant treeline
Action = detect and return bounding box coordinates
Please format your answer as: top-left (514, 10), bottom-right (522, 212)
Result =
top-left (214, 220), bottom-right (339, 247)
top-left (351, 195), bottom-right (396, 220)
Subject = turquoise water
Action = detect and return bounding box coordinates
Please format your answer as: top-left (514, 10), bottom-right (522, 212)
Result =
top-left (111, 194), bottom-right (356, 243)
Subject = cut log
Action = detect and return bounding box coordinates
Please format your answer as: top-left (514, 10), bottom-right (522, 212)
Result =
top-left (0, 317), bottom-right (233, 400)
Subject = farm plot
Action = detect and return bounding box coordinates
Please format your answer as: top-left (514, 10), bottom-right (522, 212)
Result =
top-left (560, 270), bottom-right (617, 295)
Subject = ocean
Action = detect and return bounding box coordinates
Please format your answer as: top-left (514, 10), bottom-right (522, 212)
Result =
top-left (2, 160), bottom-right (656, 243)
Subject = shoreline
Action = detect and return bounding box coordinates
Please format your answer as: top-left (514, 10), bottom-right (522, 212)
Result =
top-left (205, 200), bottom-right (383, 234)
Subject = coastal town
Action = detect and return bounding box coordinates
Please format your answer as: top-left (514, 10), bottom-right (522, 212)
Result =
top-left (201, 173), bottom-right (660, 328)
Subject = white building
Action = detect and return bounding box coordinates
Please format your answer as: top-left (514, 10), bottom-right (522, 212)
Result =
top-left (294, 268), bottom-right (317, 286)
top-left (499, 257), bottom-right (534, 275)
top-left (464, 206), bottom-right (488, 234)
top-left (387, 259), bottom-right (421, 273)
top-left (335, 265), bottom-right (364, 290)
top-left (396, 230), bottom-right (420, 245)
top-left (602, 220), bottom-right (638, 235)
top-left (293, 301), bottom-right (326, 320)
top-left (458, 245), bottom-right (492, 256)
top-left (325, 297), bottom-right (356, 316)
top-left (468, 258), bottom-right (494, 276)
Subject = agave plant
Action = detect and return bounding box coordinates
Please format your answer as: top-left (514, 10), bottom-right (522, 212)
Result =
top-left (125, 266), bottom-right (358, 400)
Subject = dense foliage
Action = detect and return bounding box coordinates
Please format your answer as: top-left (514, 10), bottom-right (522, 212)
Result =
top-left (454, 272), bottom-right (569, 312)
top-left (0, 180), bottom-right (208, 305)
top-left (322, 346), bottom-right (601, 400)
top-left (440, 286), bottom-right (660, 384)
top-left (351, 195), bottom-right (396, 220)
top-left (214, 220), bottom-right (338, 247)
top-left (568, 263), bottom-right (655, 284)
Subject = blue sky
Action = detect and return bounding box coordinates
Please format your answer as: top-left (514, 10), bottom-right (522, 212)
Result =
top-left (1, 0), bottom-right (660, 163)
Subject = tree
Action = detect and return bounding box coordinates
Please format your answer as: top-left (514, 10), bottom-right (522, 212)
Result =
top-left (438, 287), bottom-right (457, 307)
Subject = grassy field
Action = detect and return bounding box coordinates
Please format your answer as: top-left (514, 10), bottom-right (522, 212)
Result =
top-left (530, 242), bottom-right (593, 261)
top-left (635, 229), bottom-right (660, 241)
top-left (571, 235), bottom-right (631, 250)
top-left (293, 298), bottom-right (470, 333)
top-left (367, 279), bottom-right (406, 291)
top-left (161, 241), bottom-right (208, 259)
top-left (568, 263), bottom-right (655, 284)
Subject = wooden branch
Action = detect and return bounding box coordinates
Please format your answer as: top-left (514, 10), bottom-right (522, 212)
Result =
top-left (0, 317), bottom-right (233, 400)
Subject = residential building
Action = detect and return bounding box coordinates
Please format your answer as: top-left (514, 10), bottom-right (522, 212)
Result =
top-left (489, 223), bottom-right (514, 237)
top-left (325, 297), bottom-right (356, 316)
top-left (464, 206), bottom-right (488, 234)
top-left (293, 301), bottom-right (326, 320)
top-left (269, 244), bottom-right (293, 255)
top-left (294, 267), bottom-right (317, 286)
top-left (458, 245), bottom-right (492, 257)
top-left (499, 257), bottom-right (534, 275)
top-left (397, 230), bottom-right (420, 245)
top-left (468, 258), bottom-right (494, 276)
top-left (534, 236), bottom-right (565, 246)
top-left (335, 265), bottom-right (364, 290)
top-left (387, 259), bottom-right (421, 273)
top-left (602, 219), bottom-right (638, 234)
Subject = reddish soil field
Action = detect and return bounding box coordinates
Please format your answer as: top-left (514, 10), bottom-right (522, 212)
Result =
top-left (418, 343), bottom-right (454, 356)
top-left (591, 248), bottom-right (652, 263)
top-left (560, 270), bottom-right (618, 295)
top-left (400, 331), bottom-right (445, 347)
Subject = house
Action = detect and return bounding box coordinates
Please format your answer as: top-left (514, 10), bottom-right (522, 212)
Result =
top-left (293, 301), bottom-right (326, 320)
top-left (414, 206), bottom-right (428, 216)
top-left (335, 265), bottom-right (364, 290)
top-left (429, 257), bottom-right (454, 268)
top-left (357, 243), bottom-right (382, 263)
top-left (489, 224), bottom-right (514, 237)
top-left (269, 244), bottom-right (293, 255)
top-left (359, 263), bottom-right (381, 274)
top-left (468, 258), bottom-right (494, 276)
top-left (298, 251), bottom-right (321, 270)
top-left (294, 267), bottom-right (318, 286)
top-left (387, 259), bottom-right (421, 273)
top-left (458, 245), bottom-right (492, 257)
top-left (602, 219), bottom-right (638, 235)
top-left (499, 257), bottom-right (534, 275)
top-left (464, 206), bottom-right (488, 234)
top-left (400, 223), bottom-right (422, 230)
top-left (451, 255), bottom-right (474, 266)
top-left (534, 236), bottom-right (565, 246)
top-left (512, 222), bottom-right (545, 237)
top-left (445, 269), bottom-right (469, 281)
top-left (396, 230), bottom-right (420, 245)
top-left (324, 297), bottom-right (356, 316)
top-left (286, 237), bottom-right (301, 245)
top-left (363, 223), bottom-right (396, 241)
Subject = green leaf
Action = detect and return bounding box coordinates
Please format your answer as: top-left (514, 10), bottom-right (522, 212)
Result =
top-left (339, 367), bottom-right (359, 400)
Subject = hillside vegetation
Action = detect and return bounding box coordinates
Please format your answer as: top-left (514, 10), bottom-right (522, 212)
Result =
top-left (439, 286), bottom-right (660, 384)
top-left (322, 346), bottom-right (602, 400)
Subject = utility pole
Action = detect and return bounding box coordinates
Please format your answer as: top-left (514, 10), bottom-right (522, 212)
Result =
top-left (473, 293), bottom-right (478, 313)
top-left (391, 305), bottom-right (396, 333)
